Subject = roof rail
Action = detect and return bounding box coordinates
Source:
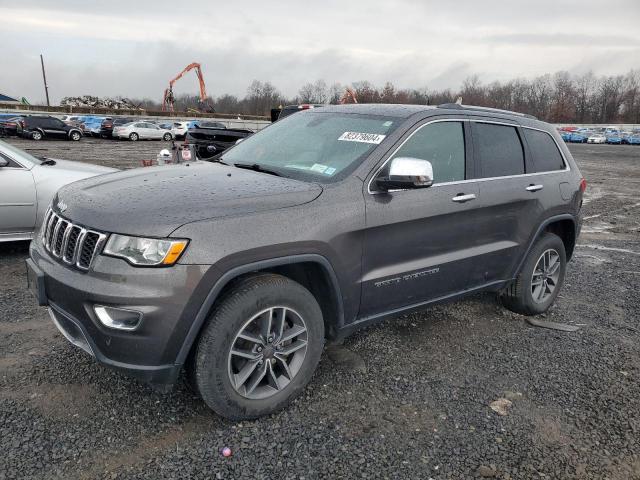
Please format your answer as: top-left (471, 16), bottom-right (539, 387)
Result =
top-left (437, 103), bottom-right (537, 120)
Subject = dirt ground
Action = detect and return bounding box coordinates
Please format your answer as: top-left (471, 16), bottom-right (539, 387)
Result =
top-left (1, 137), bottom-right (639, 479)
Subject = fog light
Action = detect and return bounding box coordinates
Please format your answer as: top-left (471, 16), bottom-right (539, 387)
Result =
top-left (94, 305), bottom-right (142, 331)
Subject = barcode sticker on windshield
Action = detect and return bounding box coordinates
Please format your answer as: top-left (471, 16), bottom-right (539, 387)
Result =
top-left (338, 132), bottom-right (386, 144)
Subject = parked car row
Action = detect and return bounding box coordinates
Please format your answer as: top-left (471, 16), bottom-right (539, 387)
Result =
top-left (558, 126), bottom-right (640, 145)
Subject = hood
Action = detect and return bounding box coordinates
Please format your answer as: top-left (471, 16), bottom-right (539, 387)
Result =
top-left (54, 161), bottom-right (323, 237)
top-left (41, 158), bottom-right (117, 175)
top-left (31, 159), bottom-right (117, 191)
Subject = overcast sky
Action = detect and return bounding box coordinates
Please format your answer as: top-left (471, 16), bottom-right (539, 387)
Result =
top-left (1, 0), bottom-right (639, 104)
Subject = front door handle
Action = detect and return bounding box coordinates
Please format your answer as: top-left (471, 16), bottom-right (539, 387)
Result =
top-left (526, 184), bottom-right (544, 192)
top-left (452, 193), bottom-right (477, 203)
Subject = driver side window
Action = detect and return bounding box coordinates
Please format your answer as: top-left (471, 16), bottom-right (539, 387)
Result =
top-left (390, 121), bottom-right (466, 184)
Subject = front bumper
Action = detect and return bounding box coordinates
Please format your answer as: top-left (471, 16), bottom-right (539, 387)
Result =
top-left (28, 237), bottom-right (210, 385)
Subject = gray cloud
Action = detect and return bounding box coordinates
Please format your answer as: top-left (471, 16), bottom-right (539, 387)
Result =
top-left (485, 33), bottom-right (640, 47)
top-left (1, 0), bottom-right (639, 104)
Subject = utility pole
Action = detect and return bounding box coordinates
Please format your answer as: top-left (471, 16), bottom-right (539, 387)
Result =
top-left (40, 54), bottom-right (50, 107)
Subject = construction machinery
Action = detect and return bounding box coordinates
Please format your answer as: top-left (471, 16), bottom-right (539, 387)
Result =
top-left (162, 63), bottom-right (214, 112)
top-left (339, 87), bottom-right (358, 104)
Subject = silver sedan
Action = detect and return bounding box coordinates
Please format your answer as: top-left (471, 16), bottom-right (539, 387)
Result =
top-left (112, 121), bottom-right (173, 141)
top-left (0, 140), bottom-right (117, 242)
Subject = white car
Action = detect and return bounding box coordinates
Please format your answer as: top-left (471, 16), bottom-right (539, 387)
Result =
top-left (112, 121), bottom-right (173, 141)
top-left (0, 140), bottom-right (116, 242)
top-left (587, 133), bottom-right (606, 144)
top-left (170, 121), bottom-right (190, 139)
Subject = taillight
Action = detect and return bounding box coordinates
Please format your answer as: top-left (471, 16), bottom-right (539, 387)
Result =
top-left (579, 178), bottom-right (587, 193)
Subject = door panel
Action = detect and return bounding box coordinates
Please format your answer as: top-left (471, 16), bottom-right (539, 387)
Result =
top-left (0, 167), bottom-right (37, 234)
top-left (360, 119), bottom-right (482, 318)
top-left (361, 182), bottom-right (481, 317)
top-left (473, 179), bottom-right (541, 283)
top-left (469, 121), bottom-right (543, 282)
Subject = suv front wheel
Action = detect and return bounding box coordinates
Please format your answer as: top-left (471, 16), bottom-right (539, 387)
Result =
top-left (501, 232), bottom-right (567, 315)
top-left (192, 273), bottom-right (324, 420)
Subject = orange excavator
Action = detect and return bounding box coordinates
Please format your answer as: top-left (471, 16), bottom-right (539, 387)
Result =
top-left (339, 87), bottom-right (358, 104)
top-left (162, 62), bottom-right (214, 112)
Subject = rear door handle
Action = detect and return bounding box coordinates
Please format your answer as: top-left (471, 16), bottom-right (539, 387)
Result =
top-left (526, 184), bottom-right (544, 192)
top-left (452, 193), bottom-right (476, 203)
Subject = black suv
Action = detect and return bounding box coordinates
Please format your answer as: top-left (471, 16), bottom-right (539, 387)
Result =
top-left (100, 117), bottom-right (134, 138)
top-left (27, 104), bottom-right (585, 420)
top-left (185, 121), bottom-right (253, 158)
top-left (18, 115), bottom-right (83, 141)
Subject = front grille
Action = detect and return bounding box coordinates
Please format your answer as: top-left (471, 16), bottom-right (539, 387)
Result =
top-left (41, 208), bottom-right (107, 271)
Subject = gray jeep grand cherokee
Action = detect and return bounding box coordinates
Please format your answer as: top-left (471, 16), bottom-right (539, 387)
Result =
top-left (27, 103), bottom-right (585, 420)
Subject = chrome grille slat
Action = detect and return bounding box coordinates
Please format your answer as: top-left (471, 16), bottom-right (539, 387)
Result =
top-left (53, 220), bottom-right (68, 256)
top-left (40, 209), bottom-right (106, 271)
top-left (62, 226), bottom-right (83, 264)
top-left (46, 215), bottom-right (59, 249)
top-left (41, 208), bottom-right (53, 242)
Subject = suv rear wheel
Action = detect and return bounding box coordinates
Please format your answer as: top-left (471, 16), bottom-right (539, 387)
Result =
top-left (69, 131), bottom-right (81, 141)
top-left (192, 273), bottom-right (324, 420)
top-left (501, 232), bottom-right (566, 315)
top-left (162, 132), bottom-right (172, 141)
top-left (31, 131), bottom-right (43, 141)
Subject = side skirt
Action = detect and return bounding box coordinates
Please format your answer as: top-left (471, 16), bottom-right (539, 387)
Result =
top-left (335, 279), bottom-right (508, 340)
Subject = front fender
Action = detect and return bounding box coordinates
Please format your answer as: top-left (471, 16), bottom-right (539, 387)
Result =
top-left (173, 254), bottom-right (344, 366)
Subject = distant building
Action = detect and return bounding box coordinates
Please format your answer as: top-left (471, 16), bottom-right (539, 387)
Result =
top-left (0, 93), bottom-right (20, 104)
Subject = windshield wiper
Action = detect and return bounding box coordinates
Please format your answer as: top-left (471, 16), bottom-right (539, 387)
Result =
top-left (208, 153), bottom-right (228, 165)
top-left (233, 162), bottom-right (283, 177)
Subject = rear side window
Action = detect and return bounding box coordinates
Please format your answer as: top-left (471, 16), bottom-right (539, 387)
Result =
top-left (390, 121), bottom-right (466, 184)
top-left (474, 123), bottom-right (524, 178)
top-left (523, 128), bottom-right (565, 172)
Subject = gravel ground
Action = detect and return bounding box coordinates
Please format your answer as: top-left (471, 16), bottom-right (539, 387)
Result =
top-left (1, 137), bottom-right (639, 479)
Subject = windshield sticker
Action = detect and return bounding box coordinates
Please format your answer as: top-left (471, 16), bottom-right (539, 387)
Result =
top-left (310, 163), bottom-right (328, 173)
top-left (324, 167), bottom-right (337, 175)
top-left (338, 132), bottom-right (386, 144)
top-left (383, 121), bottom-right (393, 127)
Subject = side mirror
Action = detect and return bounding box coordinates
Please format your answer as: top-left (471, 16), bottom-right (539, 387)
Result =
top-left (376, 157), bottom-right (434, 191)
top-left (0, 158), bottom-right (9, 167)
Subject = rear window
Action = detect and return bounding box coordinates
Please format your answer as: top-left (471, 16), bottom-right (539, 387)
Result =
top-left (474, 123), bottom-right (524, 178)
top-left (523, 128), bottom-right (565, 172)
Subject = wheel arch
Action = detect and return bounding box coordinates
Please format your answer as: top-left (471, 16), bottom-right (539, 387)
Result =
top-left (175, 254), bottom-right (344, 367)
top-left (512, 214), bottom-right (577, 278)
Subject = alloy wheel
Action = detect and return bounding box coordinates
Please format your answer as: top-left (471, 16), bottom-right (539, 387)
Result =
top-left (228, 306), bottom-right (308, 400)
top-left (531, 248), bottom-right (561, 303)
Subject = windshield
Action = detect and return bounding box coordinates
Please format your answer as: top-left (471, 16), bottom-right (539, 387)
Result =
top-left (221, 112), bottom-right (399, 182)
top-left (0, 140), bottom-right (46, 166)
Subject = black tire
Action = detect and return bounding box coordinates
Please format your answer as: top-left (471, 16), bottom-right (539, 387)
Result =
top-left (31, 131), bottom-right (43, 141)
top-left (70, 131), bottom-right (81, 141)
top-left (163, 132), bottom-right (172, 141)
top-left (500, 232), bottom-right (566, 316)
top-left (192, 273), bottom-right (324, 420)
top-left (129, 132), bottom-right (139, 141)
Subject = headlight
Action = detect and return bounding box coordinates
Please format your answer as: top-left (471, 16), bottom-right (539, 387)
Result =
top-left (103, 234), bottom-right (188, 266)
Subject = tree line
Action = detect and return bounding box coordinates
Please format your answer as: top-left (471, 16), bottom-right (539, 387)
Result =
top-left (132, 70), bottom-right (640, 123)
